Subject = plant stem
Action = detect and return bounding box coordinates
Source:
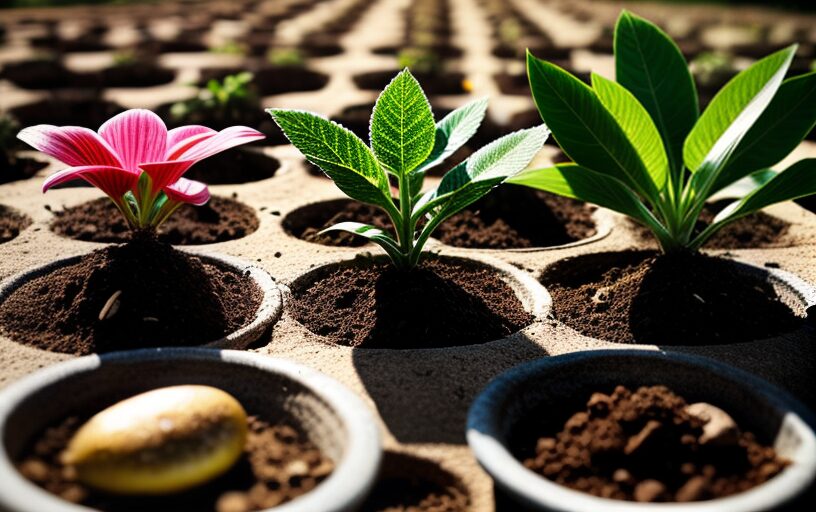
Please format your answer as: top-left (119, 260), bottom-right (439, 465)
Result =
top-left (397, 172), bottom-right (414, 269)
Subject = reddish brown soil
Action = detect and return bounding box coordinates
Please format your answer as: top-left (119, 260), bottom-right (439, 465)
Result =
top-left (0, 205), bottom-right (32, 244)
top-left (0, 235), bottom-right (262, 354)
top-left (520, 385), bottom-right (786, 502)
top-left (290, 257), bottom-right (532, 348)
top-left (436, 187), bottom-right (597, 249)
top-left (50, 196), bottom-right (259, 245)
top-left (541, 251), bottom-right (802, 345)
top-left (17, 414), bottom-right (332, 512)
top-left (284, 188), bottom-right (595, 250)
top-left (282, 199), bottom-right (392, 247)
top-left (629, 200), bottom-right (792, 249)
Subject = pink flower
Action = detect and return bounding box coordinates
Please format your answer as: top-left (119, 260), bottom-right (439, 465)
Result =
top-left (18, 109), bottom-right (264, 206)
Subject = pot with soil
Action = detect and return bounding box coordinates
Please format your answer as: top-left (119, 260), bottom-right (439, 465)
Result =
top-left (540, 250), bottom-right (814, 346)
top-left (0, 236), bottom-right (282, 354)
top-left (0, 348), bottom-right (382, 512)
top-left (467, 350), bottom-right (816, 511)
top-left (285, 252), bottom-right (549, 350)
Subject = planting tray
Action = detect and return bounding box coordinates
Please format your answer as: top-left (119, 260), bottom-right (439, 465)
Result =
top-left (1, 0), bottom-right (816, 510)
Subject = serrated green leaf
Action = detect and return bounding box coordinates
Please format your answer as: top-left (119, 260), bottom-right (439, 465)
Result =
top-left (527, 52), bottom-right (659, 201)
top-left (592, 73), bottom-right (669, 191)
top-left (712, 71), bottom-right (816, 192)
top-left (418, 125), bottom-right (549, 220)
top-left (615, 10), bottom-right (698, 177)
top-left (321, 222), bottom-right (403, 261)
top-left (370, 69), bottom-right (436, 176)
top-left (418, 97), bottom-right (488, 172)
top-left (267, 109), bottom-right (395, 212)
top-left (684, 45), bottom-right (796, 173)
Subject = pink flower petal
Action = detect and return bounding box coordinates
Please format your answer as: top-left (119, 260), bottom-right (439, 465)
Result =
top-left (167, 125), bottom-right (216, 155)
top-left (164, 178), bottom-right (210, 206)
top-left (166, 131), bottom-right (217, 161)
top-left (98, 109), bottom-right (167, 172)
top-left (42, 165), bottom-right (138, 199)
top-left (139, 159), bottom-right (196, 192)
top-left (18, 125), bottom-right (122, 167)
top-left (175, 126), bottom-right (264, 162)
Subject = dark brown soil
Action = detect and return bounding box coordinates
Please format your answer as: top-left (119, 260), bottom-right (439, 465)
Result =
top-left (97, 63), bottom-right (176, 88)
top-left (283, 199), bottom-right (392, 247)
top-left (10, 98), bottom-right (125, 130)
top-left (17, 414), bottom-right (332, 512)
top-left (290, 257), bottom-right (532, 348)
top-left (0, 156), bottom-right (49, 185)
top-left (0, 205), bottom-right (32, 244)
top-left (436, 186), bottom-right (597, 249)
top-left (353, 70), bottom-right (467, 95)
top-left (184, 150), bottom-right (280, 184)
top-left (0, 236), bottom-right (262, 354)
top-left (50, 196), bottom-right (259, 245)
top-left (360, 453), bottom-right (469, 512)
top-left (198, 67), bottom-right (329, 96)
top-left (541, 251), bottom-right (803, 345)
top-left (629, 200), bottom-right (792, 249)
top-left (519, 385), bottom-right (786, 502)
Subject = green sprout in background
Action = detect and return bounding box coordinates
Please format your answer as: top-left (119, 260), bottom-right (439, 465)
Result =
top-left (171, 72), bottom-right (257, 124)
top-left (397, 47), bottom-right (442, 75)
top-left (270, 69), bottom-right (548, 269)
top-left (267, 47), bottom-right (305, 67)
top-left (512, 10), bottom-right (816, 254)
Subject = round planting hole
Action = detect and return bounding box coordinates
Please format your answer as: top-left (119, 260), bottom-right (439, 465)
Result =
top-left (282, 199), bottom-right (391, 247)
top-left (360, 452), bottom-right (469, 512)
top-left (353, 70), bottom-right (468, 96)
top-left (50, 195), bottom-right (259, 245)
top-left (0, 205), bottom-right (32, 245)
top-left (288, 255), bottom-right (534, 349)
top-left (541, 251), bottom-right (807, 345)
top-left (183, 150), bottom-right (280, 185)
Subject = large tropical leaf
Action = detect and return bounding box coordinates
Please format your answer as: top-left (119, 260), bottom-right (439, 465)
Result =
top-left (592, 73), bottom-right (668, 190)
top-left (527, 51), bottom-right (658, 201)
top-left (683, 45), bottom-right (796, 173)
top-left (370, 69), bottom-right (435, 176)
top-left (614, 10), bottom-right (698, 177)
top-left (712, 71), bottom-right (816, 192)
top-left (267, 109), bottom-right (395, 211)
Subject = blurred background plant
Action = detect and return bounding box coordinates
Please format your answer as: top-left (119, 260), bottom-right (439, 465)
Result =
top-left (171, 72), bottom-right (257, 125)
top-left (267, 47), bottom-right (305, 68)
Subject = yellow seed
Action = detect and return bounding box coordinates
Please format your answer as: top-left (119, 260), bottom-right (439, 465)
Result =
top-left (62, 385), bottom-right (247, 495)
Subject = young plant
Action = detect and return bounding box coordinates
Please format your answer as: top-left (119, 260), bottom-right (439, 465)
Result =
top-left (18, 109), bottom-right (263, 230)
top-left (512, 11), bottom-right (816, 253)
top-left (267, 47), bottom-right (305, 67)
top-left (269, 69), bottom-right (548, 269)
top-left (171, 72), bottom-right (257, 124)
top-left (397, 47), bottom-right (442, 75)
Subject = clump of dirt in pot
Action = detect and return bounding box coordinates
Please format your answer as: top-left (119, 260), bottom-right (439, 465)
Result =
top-left (436, 186), bottom-right (597, 249)
top-left (290, 257), bottom-right (532, 348)
top-left (282, 199), bottom-right (392, 247)
top-left (0, 234), bottom-right (262, 354)
top-left (519, 385), bottom-right (787, 502)
top-left (17, 414), bottom-right (332, 512)
top-left (541, 251), bottom-right (803, 345)
top-left (0, 205), bottom-right (32, 244)
top-left (628, 200), bottom-right (792, 249)
top-left (50, 196), bottom-right (259, 245)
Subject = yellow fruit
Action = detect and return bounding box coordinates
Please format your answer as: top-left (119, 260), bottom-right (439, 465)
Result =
top-left (62, 385), bottom-right (247, 495)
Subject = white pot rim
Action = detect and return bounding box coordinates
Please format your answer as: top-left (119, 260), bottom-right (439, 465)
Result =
top-left (467, 349), bottom-right (816, 512)
top-left (0, 348), bottom-right (381, 512)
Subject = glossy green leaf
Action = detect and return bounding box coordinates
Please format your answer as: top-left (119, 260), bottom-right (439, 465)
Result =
top-left (615, 10), bottom-right (698, 176)
top-left (267, 109), bottom-right (395, 212)
top-left (418, 97), bottom-right (488, 172)
top-left (370, 69), bottom-right (435, 176)
top-left (713, 71), bottom-right (816, 192)
top-left (592, 73), bottom-right (669, 190)
top-left (526, 51), bottom-right (658, 200)
top-left (684, 45), bottom-right (796, 173)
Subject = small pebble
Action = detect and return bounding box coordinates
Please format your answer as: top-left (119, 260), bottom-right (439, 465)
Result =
top-left (634, 479), bottom-right (665, 502)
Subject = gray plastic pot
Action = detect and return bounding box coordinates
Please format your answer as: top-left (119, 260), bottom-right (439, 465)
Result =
top-left (0, 348), bottom-right (382, 512)
top-left (467, 350), bottom-right (816, 512)
top-left (0, 250), bottom-right (283, 350)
